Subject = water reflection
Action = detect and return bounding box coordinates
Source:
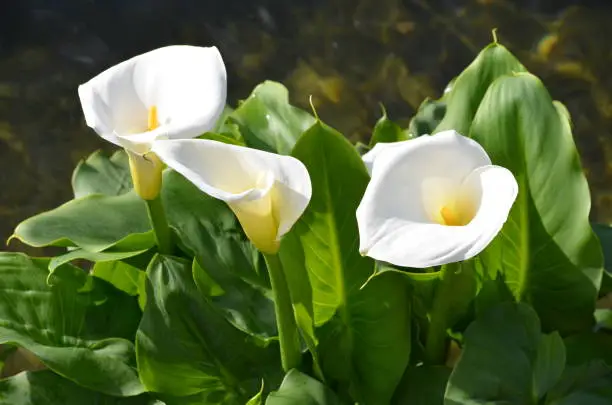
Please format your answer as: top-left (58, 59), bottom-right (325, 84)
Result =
top-left (1, 0), bottom-right (612, 249)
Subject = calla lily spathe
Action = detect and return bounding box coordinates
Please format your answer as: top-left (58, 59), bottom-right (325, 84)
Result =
top-left (152, 139), bottom-right (312, 254)
top-left (357, 130), bottom-right (518, 268)
top-left (78, 45), bottom-right (227, 199)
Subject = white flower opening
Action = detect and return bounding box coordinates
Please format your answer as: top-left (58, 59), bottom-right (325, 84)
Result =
top-left (357, 130), bottom-right (518, 268)
top-left (78, 45), bottom-right (227, 155)
top-left (152, 139), bottom-right (312, 254)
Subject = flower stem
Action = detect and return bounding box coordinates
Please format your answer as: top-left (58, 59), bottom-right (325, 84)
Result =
top-left (263, 253), bottom-right (301, 372)
top-left (424, 261), bottom-right (462, 365)
top-left (145, 197), bottom-right (173, 255)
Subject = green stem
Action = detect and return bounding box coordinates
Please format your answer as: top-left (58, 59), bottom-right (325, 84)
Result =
top-left (145, 197), bottom-right (173, 255)
top-left (424, 261), bottom-right (462, 365)
top-left (263, 253), bottom-right (301, 372)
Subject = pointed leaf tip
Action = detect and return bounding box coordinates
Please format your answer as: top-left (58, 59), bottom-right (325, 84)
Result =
top-left (309, 94), bottom-right (320, 121)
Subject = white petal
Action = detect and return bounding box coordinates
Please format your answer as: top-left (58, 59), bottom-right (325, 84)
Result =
top-left (357, 132), bottom-right (505, 267)
top-left (152, 139), bottom-right (311, 252)
top-left (78, 45), bottom-right (226, 153)
top-left (358, 164), bottom-right (517, 267)
top-left (362, 141), bottom-right (410, 176)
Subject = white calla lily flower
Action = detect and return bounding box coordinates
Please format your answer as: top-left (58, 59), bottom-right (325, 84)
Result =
top-left (152, 139), bottom-right (312, 254)
top-left (357, 130), bottom-right (518, 268)
top-left (78, 45), bottom-right (226, 199)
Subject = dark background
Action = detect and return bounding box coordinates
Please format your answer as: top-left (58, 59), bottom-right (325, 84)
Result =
top-left (1, 0), bottom-right (612, 249)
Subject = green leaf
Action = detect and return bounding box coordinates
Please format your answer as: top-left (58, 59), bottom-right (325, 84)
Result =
top-left (471, 73), bottom-right (602, 334)
top-left (198, 132), bottom-right (244, 145)
top-left (434, 42), bottom-right (526, 136)
top-left (49, 248), bottom-right (149, 271)
top-left (11, 192), bottom-right (154, 252)
top-left (93, 260), bottom-right (147, 309)
top-left (162, 170), bottom-right (268, 289)
top-left (563, 332), bottom-right (612, 366)
top-left (72, 150), bottom-right (132, 198)
top-left (0, 370), bottom-right (154, 405)
top-left (246, 383), bottom-right (264, 405)
top-left (369, 106), bottom-right (409, 147)
top-left (545, 361), bottom-right (612, 405)
top-left (474, 273), bottom-right (515, 317)
top-left (266, 370), bottom-right (340, 405)
top-left (391, 366), bottom-right (451, 405)
top-left (230, 81), bottom-right (315, 154)
top-left (407, 98), bottom-right (447, 137)
top-left (593, 224), bottom-right (612, 296)
top-left (534, 332), bottom-right (566, 399)
top-left (0, 253), bottom-right (143, 396)
top-left (445, 303), bottom-right (565, 405)
top-left (286, 121), bottom-right (411, 403)
top-left (136, 255), bottom-right (281, 402)
top-left (193, 259), bottom-right (276, 340)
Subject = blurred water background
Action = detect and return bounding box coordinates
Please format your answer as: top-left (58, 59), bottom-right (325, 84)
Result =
top-left (1, 0), bottom-right (612, 249)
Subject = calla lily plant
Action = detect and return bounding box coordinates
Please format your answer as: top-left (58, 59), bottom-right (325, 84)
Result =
top-left (5, 39), bottom-right (605, 405)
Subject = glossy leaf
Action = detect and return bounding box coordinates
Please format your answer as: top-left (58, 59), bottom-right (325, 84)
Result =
top-left (136, 255), bottom-right (280, 402)
top-left (0, 370), bottom-right (154, 405)
top-left (445, 303), bottom-right (565, 405)
top-left (93, 260), bottom-right (147, 309)
top-left (471, 73), bottom-right (602, 334)
top-left (193, 259), bottom-right (276, 340)
top-left (72, 149), bottom-right (132, 198)
top-left (0, 253), bottom-right (143, 396)
top-left (286, 121), bottom-right (411, 403)
top-left (391, 366), bottom-right (451, 405)
top-left (48, 248), bottom-right (149, 271)
top-left (369, 106), bottom-right (408, 147)
top-left (266, 370), bottom-right (340, 405)
top-left (230, 81), bottom-right (315, 154)
top-left (11, 192), bottom-right (154, 252)
top-left (434, 42), bottom-right (526, 135)
top-left (245, 383), bottom-right (264, 405)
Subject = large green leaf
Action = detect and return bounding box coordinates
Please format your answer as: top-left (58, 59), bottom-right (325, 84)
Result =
top-left (545, 361), bottom-right (612, 405)
top-left (284, 121), bottom-right (411, 404)
top-left (266, 370), bottom-right (340, 405)
top-left (230, 81), bottom-right (315, 154)
top-left (136, 255), bottom-right (281, 403)
top-left (193, 259), bottom-right (276, 340)
top-left (433, 42), bottom-right (526, 136)
top-left (0, 370), bottom-right (154, 405)
top-left (72, 149), bottom-right (132, 198)
top-left (471, 73), bottom-right (602, 334)
top-left (10, 192), bottom-right (154, 252)
top-left (445, 303), bottom-right (565, 405)
top-left (0, 253), bottom-right (143, 396)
